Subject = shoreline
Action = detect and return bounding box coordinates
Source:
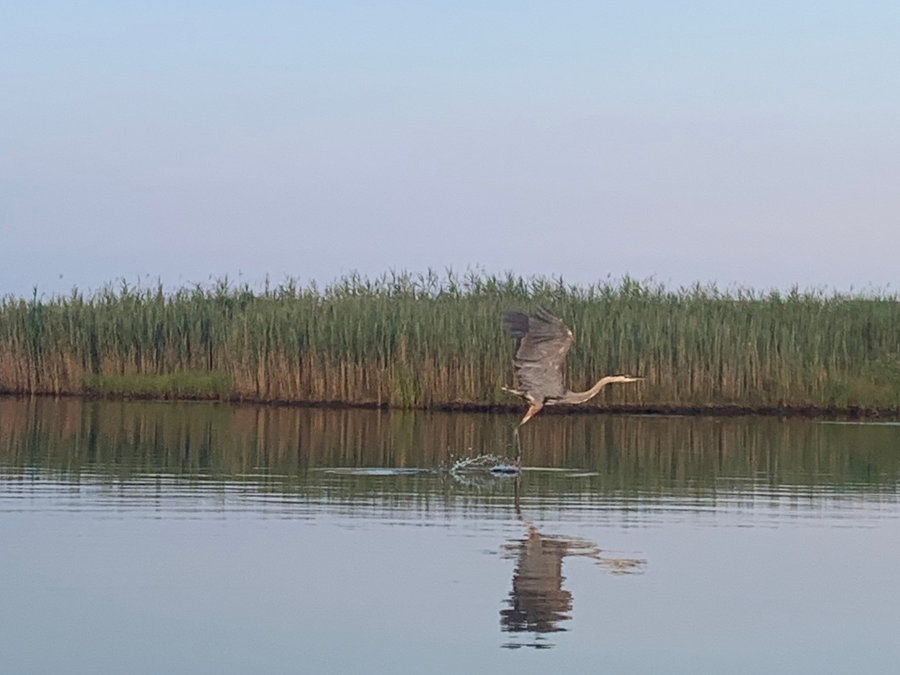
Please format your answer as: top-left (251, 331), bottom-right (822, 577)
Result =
top-left (2, 390), bottom-right (898, 421)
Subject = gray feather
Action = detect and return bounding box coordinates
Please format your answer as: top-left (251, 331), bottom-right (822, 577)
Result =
top-left (502, 308), bottom-right (574, 403)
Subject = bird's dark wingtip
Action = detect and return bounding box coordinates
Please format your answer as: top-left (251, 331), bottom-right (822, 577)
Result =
top-left (502, 310), bottom-right (529, 339)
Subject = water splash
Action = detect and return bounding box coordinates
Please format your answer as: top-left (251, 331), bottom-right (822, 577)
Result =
top-left (442, 454), bottom-right (520, 487)
top-left (449, 454), bottom-right (518, 475)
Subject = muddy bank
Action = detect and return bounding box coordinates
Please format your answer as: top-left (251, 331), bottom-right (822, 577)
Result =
top-left (2, 390), bottom-right (898, 421)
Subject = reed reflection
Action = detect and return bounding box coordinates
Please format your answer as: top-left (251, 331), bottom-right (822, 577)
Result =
top-left (500, 477), bottom-right (644, 649)
top-left (2, 397), bottom-right (900, 507)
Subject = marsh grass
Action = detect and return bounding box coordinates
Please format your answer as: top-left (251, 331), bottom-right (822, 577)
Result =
top-left (82, 371), bottom-right (233, 399)
top-left (2, 270), bottom-right (900, 411)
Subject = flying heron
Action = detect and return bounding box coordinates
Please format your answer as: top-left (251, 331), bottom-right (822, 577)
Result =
top-left (502, 308), bottom-right (642, 466)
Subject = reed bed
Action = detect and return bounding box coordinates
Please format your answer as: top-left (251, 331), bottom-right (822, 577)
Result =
top-left (2, 270), bottom-right (900, 411)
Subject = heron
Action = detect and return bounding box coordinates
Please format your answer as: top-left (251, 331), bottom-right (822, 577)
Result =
top-left (502, 308), bottom-right (642, 466)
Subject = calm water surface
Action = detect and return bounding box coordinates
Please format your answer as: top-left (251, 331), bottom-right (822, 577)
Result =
top-left (2, 398), bottom-right (900, 674)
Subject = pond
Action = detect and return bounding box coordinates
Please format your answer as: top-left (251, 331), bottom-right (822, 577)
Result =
top-left (1, 398), bottom-right (899, 674)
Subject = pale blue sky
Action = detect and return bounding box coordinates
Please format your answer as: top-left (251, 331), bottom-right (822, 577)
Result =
top-left (2, 1), bottom-right (899, 296)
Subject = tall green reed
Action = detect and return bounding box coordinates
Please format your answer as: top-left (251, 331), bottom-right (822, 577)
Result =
top-left (2, 270), bottom-right (900, 410)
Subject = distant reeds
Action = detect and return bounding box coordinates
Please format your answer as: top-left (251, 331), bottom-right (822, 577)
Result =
top-left (2, 270), bottom-right (900, 411)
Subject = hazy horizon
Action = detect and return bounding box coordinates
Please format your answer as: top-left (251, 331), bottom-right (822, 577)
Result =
top-left (3, 1), bottom-right (899, 297)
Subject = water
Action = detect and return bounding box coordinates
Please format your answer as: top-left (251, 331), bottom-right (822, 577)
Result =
top-left (1, 398), bottom-right (900, 674)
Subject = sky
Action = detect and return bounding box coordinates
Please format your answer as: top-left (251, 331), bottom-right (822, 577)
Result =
top-left (2, 1), bottom-right (899, 297)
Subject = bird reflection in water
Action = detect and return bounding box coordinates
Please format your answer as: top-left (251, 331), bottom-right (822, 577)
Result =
top-left (500, 477), bottom-right (644, 650)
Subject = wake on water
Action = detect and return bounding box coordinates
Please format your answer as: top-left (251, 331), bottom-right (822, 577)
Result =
top-left (313, 454), bottom-right (519, 479)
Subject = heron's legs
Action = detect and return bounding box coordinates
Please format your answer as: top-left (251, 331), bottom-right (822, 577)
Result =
top-left (513, 402), bottom-right (543, 469)
top-left (513, 428), bottom-right (522, 468)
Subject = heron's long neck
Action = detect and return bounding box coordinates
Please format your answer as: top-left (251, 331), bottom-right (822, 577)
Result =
top-left (563, 376), bottom-right (620, 404)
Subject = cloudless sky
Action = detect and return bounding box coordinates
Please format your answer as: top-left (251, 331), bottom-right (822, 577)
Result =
top-left (2, 1), bottom-right (899, 296)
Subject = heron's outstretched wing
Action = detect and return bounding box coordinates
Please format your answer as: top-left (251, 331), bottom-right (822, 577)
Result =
top-left (502, 308), bottom-right (574, 401)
